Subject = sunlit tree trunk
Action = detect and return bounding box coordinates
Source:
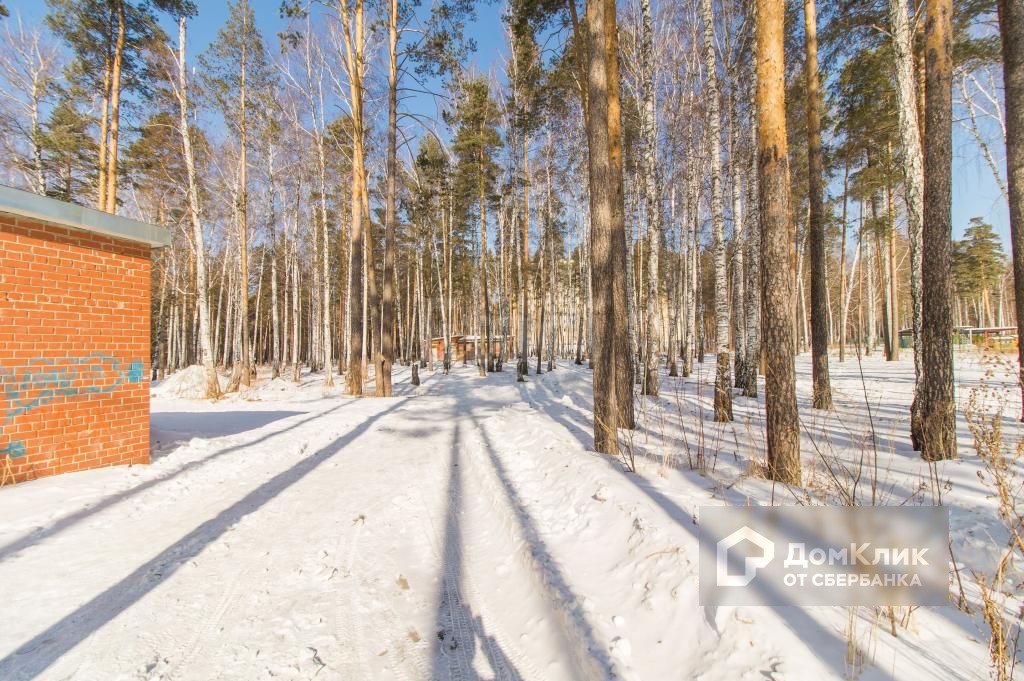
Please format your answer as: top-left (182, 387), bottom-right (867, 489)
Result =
top-left (103, 0), bottom-right (126, 213)
top-left (606, 0), bottom-right (635, 429)
top-left (640, 0), bottom-right (661, 396)
top-left (757, 0), bottom-right (800, 483)
top-left (743, 97), bottom-right (761, 397)
top-left (174, 17), bottom-right (220, 399)
top-left (889, 0), bottom-right (926, 443)
top-left (703, 0), bottom-right (732, 421)
top-left (585, 0), bottom-right (623, 454)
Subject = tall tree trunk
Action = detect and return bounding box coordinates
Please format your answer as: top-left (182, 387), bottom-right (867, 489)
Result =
top-left (481, 146), bottom-right (494, 374)
top-left (545, 132), bottom-right (557, 372)
top-left (919, 0), bottom-right (957, 460)
top-left (104, 0), bottom-right (126, 213)
top-left (803, 0), bottom-right (833, 409)
top-left (640, 0), bottom-right (661, 397)
top-left (743, 99), bottom-right (761, 397)
top-left (886, 176), bottom-right (900, 360)
top-left (606, 0), bottom-right (635, 429)
top-left (341, 0), bottom-right (367, 397)
top-left (175, 17), bottom-right (220, 399)
top-left (757, 0), bottom-right (801, 483)
top-left (585, 0), bottom-right (622, 454)
top-left (703, 0), bottom-right (733, 421)
top-left (684, 168), bottom-right (699, 378)
top-left (998, 0), bottom-right (1024, 419)
top-left (228, 25), bottom-right (252, 392)
top-left (838, 161), bottom-right (849, 362)
top-left (518, 137), bottom-right (531, 380)
top-left (97, 52), bottom-right (111, 211)
top-left (889, 0), bottom-right (926, 444)
top-left (729, 87), bottom-right (746, 389)
top-left (377, 0), bottom-right (398, 396)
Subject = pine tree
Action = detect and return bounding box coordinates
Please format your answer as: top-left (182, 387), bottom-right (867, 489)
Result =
top-left (584, 0), bottom-right (625, 454)
top-left (803, 0), bottom-right (833, 409)
top-left (451, 77), bottom-right (502, 375)
top-left (919, 0), bottom-right (957, 460)
top-left (39, 91), bottom-right (96, 202)
top-left (757, 0), bottom-right (801, 484)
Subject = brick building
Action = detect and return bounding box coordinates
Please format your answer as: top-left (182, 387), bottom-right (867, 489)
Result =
top-left (0, 186), bottom-right (169, 483)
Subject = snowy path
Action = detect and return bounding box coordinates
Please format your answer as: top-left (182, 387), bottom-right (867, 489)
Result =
top-left (0, 355), bottom-right (1009, 680)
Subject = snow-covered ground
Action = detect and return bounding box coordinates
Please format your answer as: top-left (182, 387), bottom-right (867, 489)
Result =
top-left (0, 349), bottom-right (1019, 680)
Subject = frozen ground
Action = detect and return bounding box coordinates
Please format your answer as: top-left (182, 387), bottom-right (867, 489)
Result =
top-left (0, 349), bottom-right (1019, 680)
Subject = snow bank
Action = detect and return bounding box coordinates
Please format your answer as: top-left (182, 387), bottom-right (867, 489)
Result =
top-left (152, 365), bottom-right (220, 400)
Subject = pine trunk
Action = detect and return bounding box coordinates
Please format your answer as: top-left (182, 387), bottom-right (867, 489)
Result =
top-left (998, 0), bottom-right (1024, 419)
top-left (804, 0), bottom-right (833, 409)
top-left (919, 0), bottom-right (957, 460)
top-left (757, 0), bottom-right (801, 483)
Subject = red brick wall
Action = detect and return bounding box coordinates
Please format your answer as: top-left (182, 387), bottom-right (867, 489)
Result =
top-left (0, 212), bottom-right (153, 482)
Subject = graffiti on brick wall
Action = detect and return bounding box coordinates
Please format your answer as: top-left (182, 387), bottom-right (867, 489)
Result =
top-left (0, 354), bottom-right (145, 459)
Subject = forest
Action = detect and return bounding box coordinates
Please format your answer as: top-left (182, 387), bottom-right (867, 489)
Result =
top-left (1, 0), bottom-right (1024, 676)
top-left (0, 0), bottom-right (1018, 469)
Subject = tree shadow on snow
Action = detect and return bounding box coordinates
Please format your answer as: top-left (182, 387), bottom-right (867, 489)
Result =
top-left (151, 410), bottom-right (306, 456)
top-left (0, 399), bottom-right (401, 681)
top-left (0, 404), bottom-right (349, 566)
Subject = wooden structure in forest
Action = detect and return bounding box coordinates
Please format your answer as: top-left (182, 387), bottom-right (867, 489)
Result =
top-left (429, 336), bottom-right (504, 362)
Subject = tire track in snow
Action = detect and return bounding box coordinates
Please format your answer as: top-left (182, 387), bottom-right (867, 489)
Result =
top-left (462, 405), bottom-right (627, 681)
top-left (419, 416), bottom-right (543, 681)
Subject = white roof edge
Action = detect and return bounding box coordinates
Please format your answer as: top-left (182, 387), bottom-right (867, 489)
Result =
top-left (0, 184), bottom-right (170, 247)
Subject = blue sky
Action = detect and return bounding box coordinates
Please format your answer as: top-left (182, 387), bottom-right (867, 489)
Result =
top-left (4, 0), bottom-right (1011, 245)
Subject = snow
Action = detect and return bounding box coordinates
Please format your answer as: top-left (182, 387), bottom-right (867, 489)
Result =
top-left (152, 365), bottom-right (220, 401)
top-left (0, 350), bottom-right (1017, 680)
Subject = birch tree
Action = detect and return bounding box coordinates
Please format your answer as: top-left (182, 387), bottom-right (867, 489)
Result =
top-left (702, 0), bottom-right (732, 421)
top-left (171, 15), bottom-right (219, 398)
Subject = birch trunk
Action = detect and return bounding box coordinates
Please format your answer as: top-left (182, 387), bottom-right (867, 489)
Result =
top-left (702, 0), bottom-right (732, 421)
top-left (889, 0), bottom-right (926, 441)
top-left (639, 0), bottom-right (662, 396)
top-left (174, 17), bottom-right (220, 399)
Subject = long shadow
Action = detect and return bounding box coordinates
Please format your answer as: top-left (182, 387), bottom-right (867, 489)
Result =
top-left (614, 467), bottom-right (924, 680)
top-left (432, 420), bottom-right (524, 681)
top-left (466, 409), bottom-right (616, 680)
top-left (508, 367), bottom-right (965, 679)
top-left (0, 399), bottom-right (400, 681)
top-left (513, 378), bottom-right (593, 452)
top-left (151, 410), bottom-right (306, 451)
top-left (0, 404), bottom-right (347, 565)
